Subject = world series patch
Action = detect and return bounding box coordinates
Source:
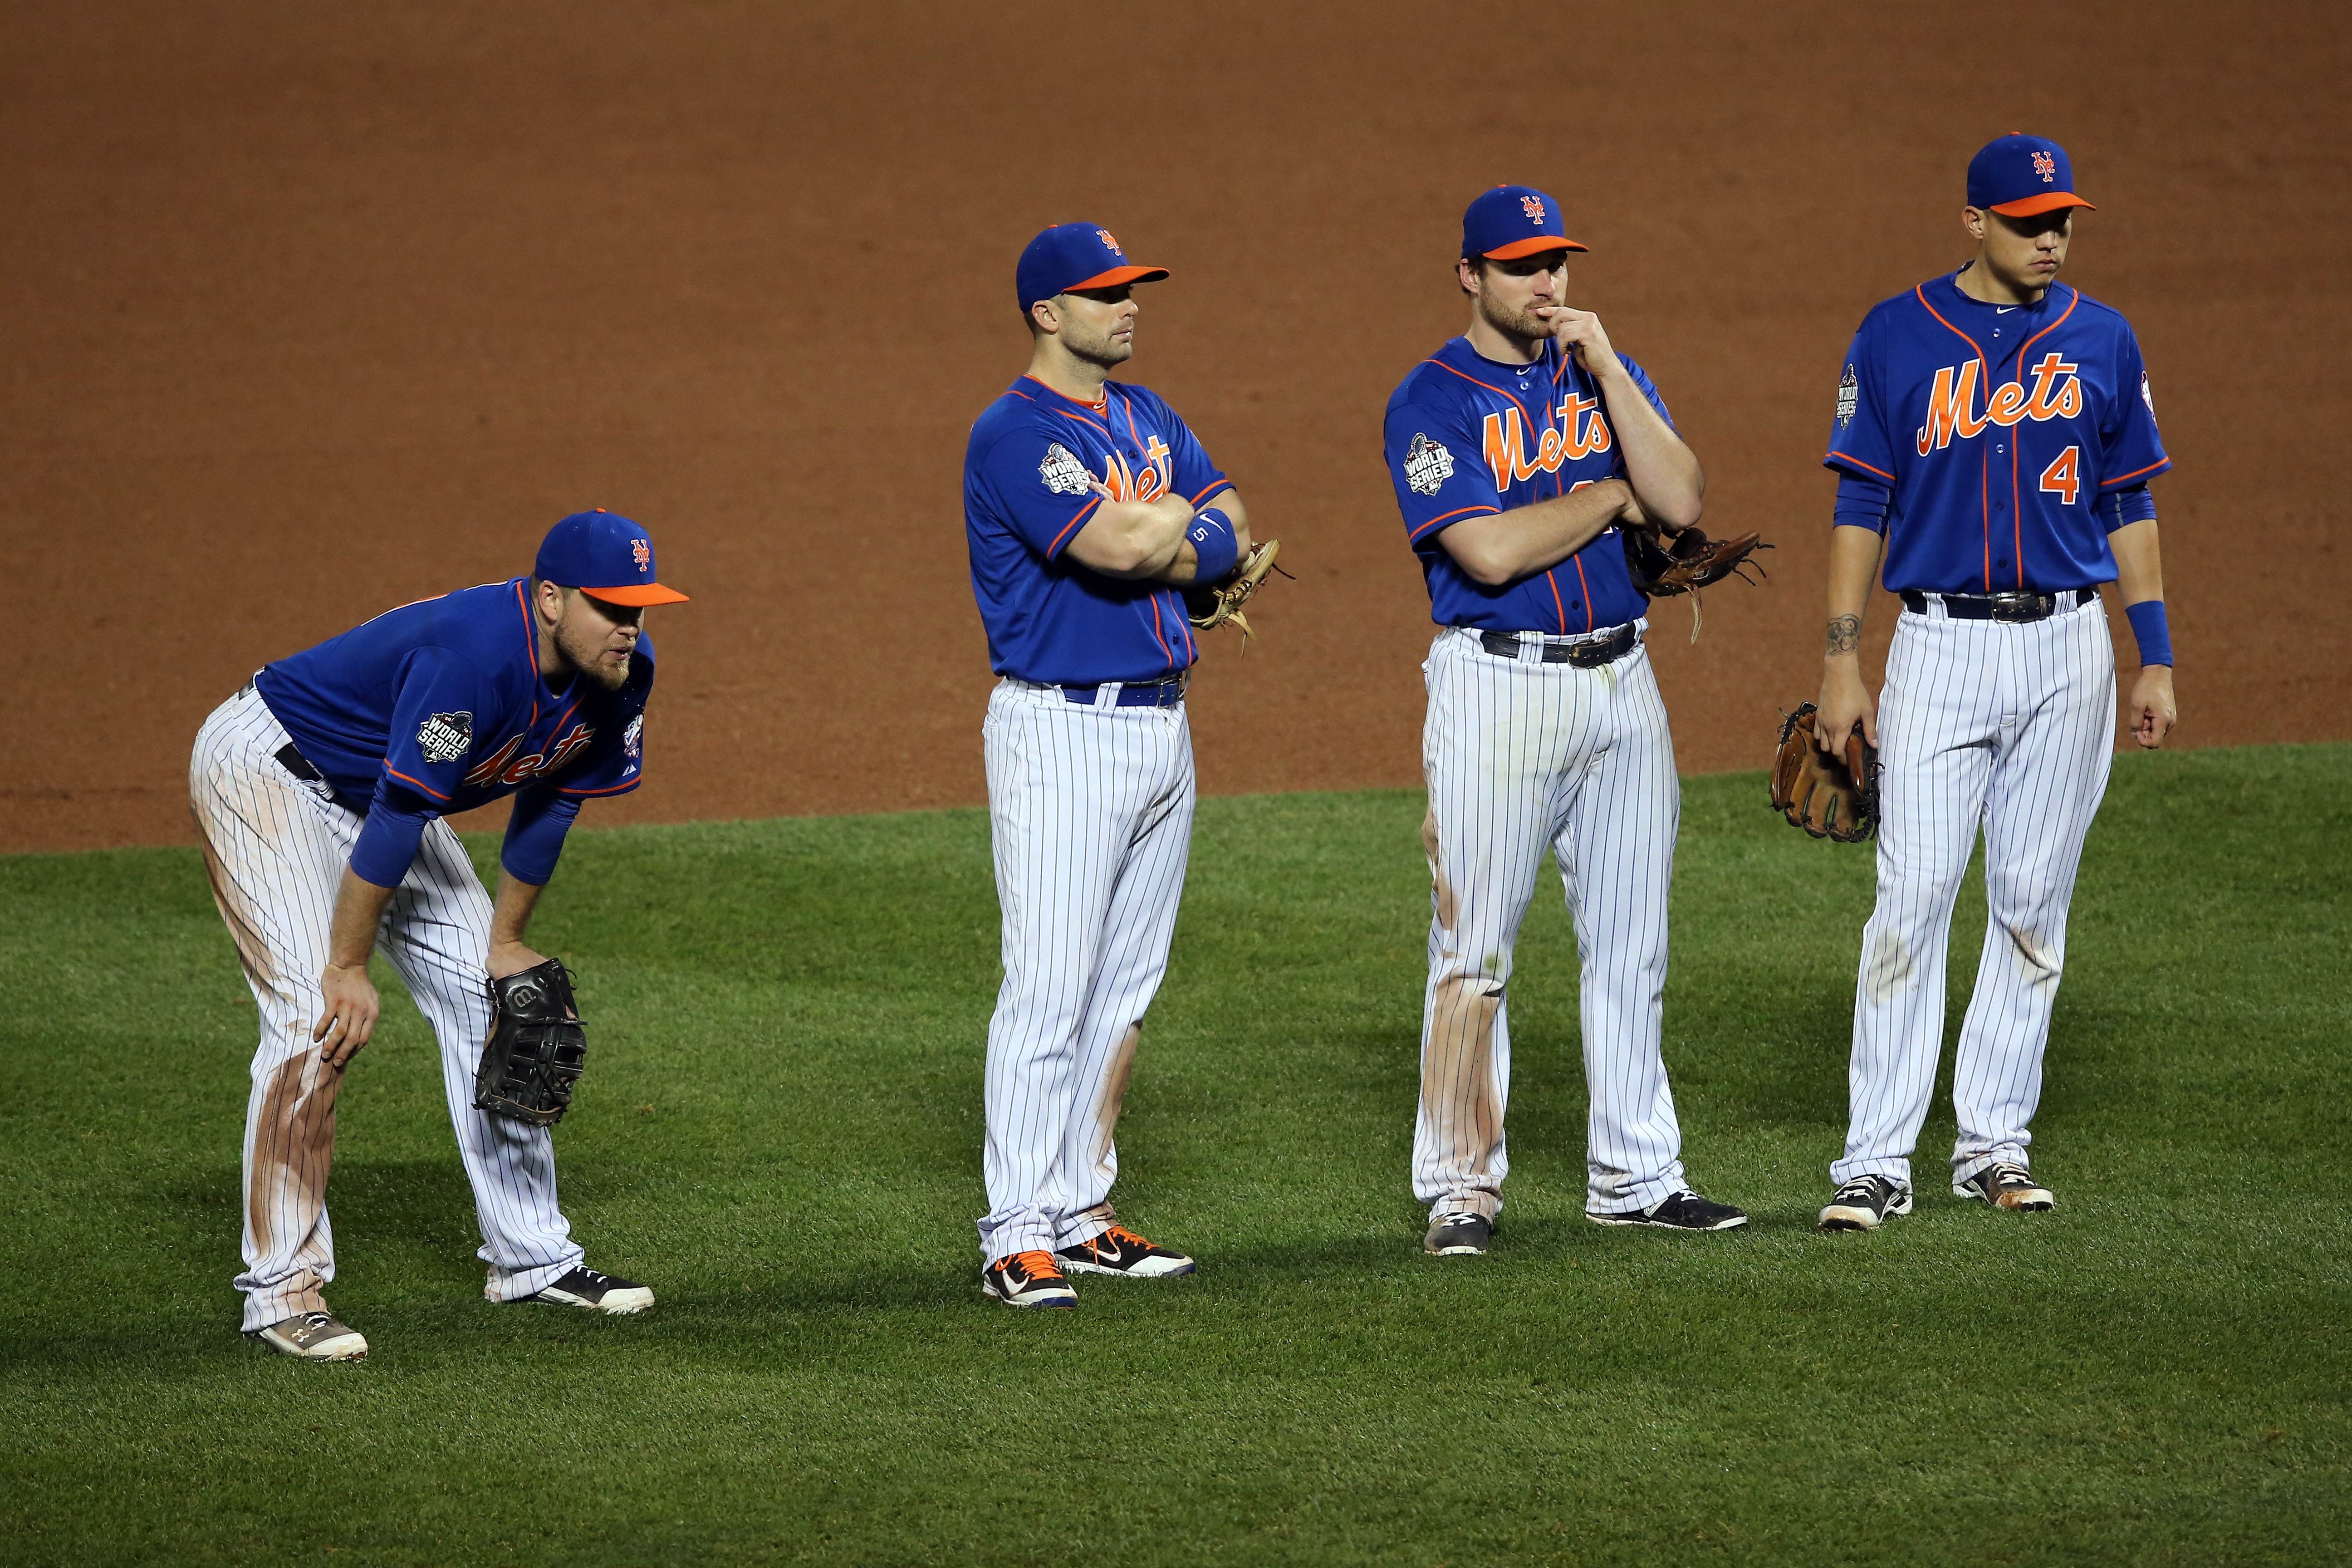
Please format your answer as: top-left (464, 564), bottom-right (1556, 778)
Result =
top-left (1403, 432), bottom-right (1455, 496)
top-left (1835, 365), bottom-right (1859, 429)
top-left (416, 711), bottom-right (474, 763)
top-left (622, 714), bottom-right (643, 760)
top-left (1038, 442), bottom-right (1092, 497)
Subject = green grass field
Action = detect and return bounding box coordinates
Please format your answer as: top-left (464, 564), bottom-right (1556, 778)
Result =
top-left (3, 748), bottom-right (2347, 1566)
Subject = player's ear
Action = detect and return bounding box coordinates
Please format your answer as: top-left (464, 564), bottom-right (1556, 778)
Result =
top-left (1962, 205), bottom-right (1988, 244)
top-left (1456, 256), bottom-right (1482, 297)
top-left (1028, 298), bottom-right (1060, 338)
top-left (534, 576), bottom-right (567, 625)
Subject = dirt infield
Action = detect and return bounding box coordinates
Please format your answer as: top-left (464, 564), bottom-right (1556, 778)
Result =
top-left (5, 1), bottom-right (2344, 853)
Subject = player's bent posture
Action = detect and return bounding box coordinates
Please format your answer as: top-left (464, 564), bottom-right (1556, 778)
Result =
top-left (1813, 136), bottom-right (2176, 1233)
top-left (959, 224), bottom-right (1249, 1308)
top-left (1383, 185), bottom-right (1747, 1257)
top-left (189, 512), bottom-right (687, 1357)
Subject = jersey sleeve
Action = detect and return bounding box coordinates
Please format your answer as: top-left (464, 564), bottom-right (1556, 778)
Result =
top-left (551, 646), bottom-right (653, 801)
top-left (2097, 326), bottom-right (2171, 491)
top-left (975, 425), bottom-right (1105, 560)
top-left (1614, 354), bottom-right (1677, 431)
top-left (1385, 397), bottom-right (1502, 546)
top-left (379, 646), bottom-right (500, 809)
top-left (1823, 320), bottom-right (1900, 485)
top-left (500, 786), bottom-right (583, 885)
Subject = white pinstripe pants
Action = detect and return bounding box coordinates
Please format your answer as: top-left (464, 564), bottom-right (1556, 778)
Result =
top-left (977, 679), bottom-right (1194, 1264)
top-left (1834, 597), bottom-right (2117, 1189)
top-left (1412, 626), bottom-right (1687, 1221)
top-left (190, 687), bottom-right (583, 1331)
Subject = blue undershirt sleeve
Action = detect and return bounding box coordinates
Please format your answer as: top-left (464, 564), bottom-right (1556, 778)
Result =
top-left (1833, 471), bottom-right (1893, 533)
top-left (2099, 482), bottom-right (2157, 534)
top-left (500, 786), bottom-right (583, 886)
top-left (349, 779), bottom-right (438, 889)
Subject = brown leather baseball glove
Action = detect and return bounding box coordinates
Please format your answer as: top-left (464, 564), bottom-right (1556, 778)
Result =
top-left (1185, 539), bottom-right (1289, 645)
top-left (1769, 702), bottom-right (1879, 842)
top-left (1623, 524), bottom-right (1770, 641)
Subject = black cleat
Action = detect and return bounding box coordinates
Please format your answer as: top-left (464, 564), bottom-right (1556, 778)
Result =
top-left (526, 1266), bottom-right (656, 1314)
top-left (982, 1250), bottom-right (1079, 1309)
top-left (1423, 1211), bottom-right (1494, 1255)
top-left (1955, 1162), bottom-right (2054, 1211)
top-left (1588, 1189), bottom-right (1749, 1231)
top-left (246, 1310), bottom-right (368, 1361)
top-left (1056, 1224), bottom-right (1196, 1278)
top-left (1818, 1174), bottom-right (1914, 1232)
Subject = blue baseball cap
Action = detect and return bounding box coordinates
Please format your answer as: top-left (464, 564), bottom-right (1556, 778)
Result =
top-left (1015, 223), bottom-right (1169, 312)
top-left (1967, 134), bottom-right (2097, 218)
top-left (534, 510), bottom-right (689, 607)
top-left (1462, 185), bottom-right (1588, 261)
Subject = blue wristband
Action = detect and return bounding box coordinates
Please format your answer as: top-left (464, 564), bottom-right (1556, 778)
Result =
top-left (2124, 599), bottom-right (2172, 667)
top-left (1187, 506), bottom-right (1239, 581)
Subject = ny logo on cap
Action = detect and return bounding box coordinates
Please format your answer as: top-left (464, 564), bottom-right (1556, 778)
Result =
top-left (2031, 150), bottom-right (2056, 182)
top-left (1520, 195), bottom-right (1544, 224)
top-left (632, 539), bottom-right (650, 572)
top-left (1097, 228), bottom-right (1123, 255)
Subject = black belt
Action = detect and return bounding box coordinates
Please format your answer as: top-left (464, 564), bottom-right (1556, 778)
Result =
top-left (1901, 589), bottom-right (2095, 623)
top-left (1477, 624), bottom-right (1640, 668)
top-left (1060, 675), bottom-right (1188, 709)
top-left (275, 743), bottom-right (325, 784)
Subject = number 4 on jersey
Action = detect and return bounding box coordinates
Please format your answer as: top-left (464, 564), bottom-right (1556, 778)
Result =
top-left (2038, 445), bottom-right (2082, 505)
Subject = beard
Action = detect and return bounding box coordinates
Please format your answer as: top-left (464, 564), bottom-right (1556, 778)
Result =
top-left (554, 620), bottom-right (634, 691)
top-left (1064, 319), bottom-right (1135, 369)
top-left (1475, 289), bottom-right (1551, 342)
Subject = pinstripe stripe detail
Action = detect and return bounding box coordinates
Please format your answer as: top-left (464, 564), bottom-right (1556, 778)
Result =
top-left (1410, 627), bottom-right (1688, 1220)
top-left (191, 689), bottom-right (584, 1332)
top-left (1833, 598), bottom-right (2117, 1189)
top-left (975, 680), bottom-right (1196, 1264)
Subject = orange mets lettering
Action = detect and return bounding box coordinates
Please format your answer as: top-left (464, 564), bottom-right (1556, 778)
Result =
top-left (463, 723), bottom-right (596, 789)
top-left (1915, 354), bottom-right (2082, 455)
top-left (1089, 443), bottom-right (1171, 503)
top-left (1481, 398), bottom-right (1613, 487)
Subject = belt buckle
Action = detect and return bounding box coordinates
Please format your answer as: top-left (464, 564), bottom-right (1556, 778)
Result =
top-left (1985, 591), bottom-right (2044, 623)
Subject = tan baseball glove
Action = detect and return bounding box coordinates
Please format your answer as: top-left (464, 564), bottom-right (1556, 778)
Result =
top-left (1186, 539), bottom-right (1289, 645)
top-left (1769, 702), bottom-right (1879, 842)
top-left (1623, 524), bottom-right (1770, 641)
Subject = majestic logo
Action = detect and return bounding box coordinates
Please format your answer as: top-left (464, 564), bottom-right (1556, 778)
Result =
top-left (1915, 352), bottom-right (2082, 455)
top-left (631, 538), bottom-right (650, 572)
top-left (1481, 396), bottom-right (1612, 488)
top-left (1097, 228), bottom-right (1123, 255)
top-left (2031, 150), bottom-right (2057, 182)
top-left (622, 714), bottom-right (643, 760)
top-left (1520, 195), bottom-right (1544, 224)
top-left (1039, 442), bottom-right (1093, 496)
top-left (1403, 432), bottom-right (1455, 496)
top-left (464, 722), bottom-right (597, 789)
top-left (415, 711), bottom-right (473, 764)
top-left (2141, 371), bottom-right (2157, 421)
top-left (1835, 364), bottom-right (1859, 429)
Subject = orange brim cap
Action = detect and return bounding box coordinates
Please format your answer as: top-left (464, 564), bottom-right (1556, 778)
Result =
top-left (1481, 235), bottom-right (1590, 260)
top-left (578, 583), bottom-right (691, 607)
top-left (1064, 263), bottom-right (1170, 291)
top-left (1989, 191), bottom-right (2097, 217)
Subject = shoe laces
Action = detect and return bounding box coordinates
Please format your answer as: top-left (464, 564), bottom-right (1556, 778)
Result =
top-left (1985, 1162), bottom-right (2033, 1186)
top-left (1098, 1225), bottom-right (1152, 1253)
top-left (298, 1311), bottom-right (336, 1330)
top-left (1833, 1176), bottom-right (1887, 1202)
top-left (1007, 1249), bottom-right (1064, 1283)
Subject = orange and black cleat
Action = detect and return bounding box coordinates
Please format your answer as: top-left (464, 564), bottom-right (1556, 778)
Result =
top-left (1054, 1224), bottom-right (1196, 1279)
top-left (982, 1249), bottom-right (1079, 1309)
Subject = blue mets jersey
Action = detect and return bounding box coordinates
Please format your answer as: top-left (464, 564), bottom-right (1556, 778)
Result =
top-left (255, 578), bottom-right (651, 886)
top-left (1383, 336), bottom-right (1668, 635)
top-left (964, 375), bottom-right (1232, 686)
top-left (1824, 270), bottom-right (2169, 593)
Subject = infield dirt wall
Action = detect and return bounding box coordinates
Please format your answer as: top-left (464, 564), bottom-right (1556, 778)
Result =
top-left (5, 0), bottom-right (2345, 853)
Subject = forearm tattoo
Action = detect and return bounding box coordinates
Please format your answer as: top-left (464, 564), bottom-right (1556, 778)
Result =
top-left (1825, 614), bottom-right (1862, 656)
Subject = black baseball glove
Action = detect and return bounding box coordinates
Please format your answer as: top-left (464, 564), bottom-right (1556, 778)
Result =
top-left (473, 959), bottom-right (587, 1127)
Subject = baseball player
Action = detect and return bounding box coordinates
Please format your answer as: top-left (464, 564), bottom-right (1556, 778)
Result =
top-left (960, 223), bottom-right (1249, 1308)
top-left (189, 511), bottom-right (687, 1358)
top-left (1383, 185), bottom-right (1748, 1257)
top-left (1812, 135), bottom-right (2176, 1232)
